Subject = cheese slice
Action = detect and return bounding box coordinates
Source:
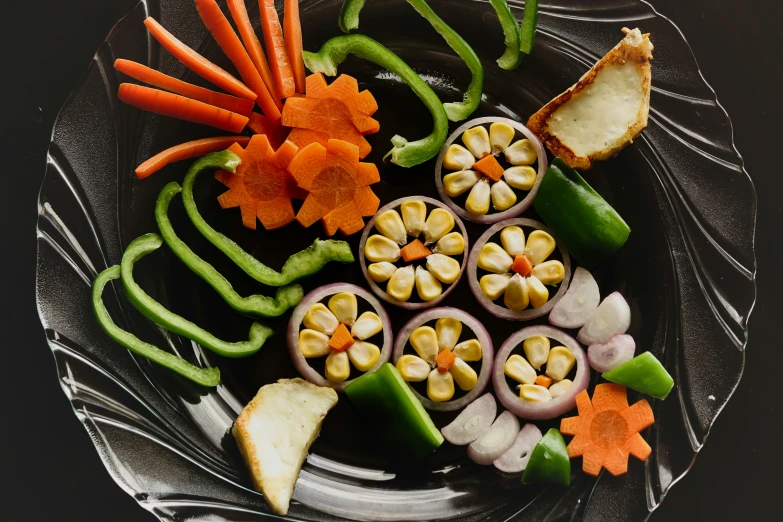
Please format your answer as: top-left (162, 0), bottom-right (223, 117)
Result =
top-left (528, 28), bottom-right (654, 170)
top-left (232, 378), bottom-right (338, 515)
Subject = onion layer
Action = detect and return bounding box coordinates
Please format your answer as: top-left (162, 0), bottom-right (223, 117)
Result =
top-left (587, 334), bottom-right (636, 373)
top-left (577, 291), bottom-right (631, 345)
top-left (549, 267), bottom-right (600, 329)
top-left (441, 393), bottom-right (497, 445)
top-left (493, 423), bottom-right (543, 473)
top-left (467, 411), bottom-right (520, 465)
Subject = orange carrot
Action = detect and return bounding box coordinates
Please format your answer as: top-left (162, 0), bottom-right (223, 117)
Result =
top-left (328, 323), bottom-right (355, 352)
top-left (118, 83), bottom-right (249, 133)
top-left (534, 375), bottom-right (552, 388)
top-left (135, 136), bottom-right (252, 179)
top-left (436, 349), bottom-right (456, 373)
top-left (283, 0), bottom-right (306, 93)
top-left (247, 112), bottom-right (291, 150)
top-left (258, 0), bottom-right (296, 98)
top-left (511, 254), bottom-right (533, 276)
top-left (304, 74), bottom-right (379, 134)
top-left (114, 59), bottom-right (255, 116)
top-left (284, 97), bottom-right (372, 158)
top-left (400, 239), bottom-right (432, 263)
top-left (194, 0), bottom-right (281, 120)
top-left (143, 17), bottom-right (256, 101)
top-left (473, 155), bottom-right (505, 181)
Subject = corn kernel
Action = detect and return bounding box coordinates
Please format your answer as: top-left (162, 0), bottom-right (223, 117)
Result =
top-left (526, 275), bottom-right (549, 308)
top-left (415, 267), bottom-right (443, 302)
top-left (504, 139), bottom-right (537, 166)
top-left (549, 379), bottom-right (573, 399)
top-left (531, 260), bottom-right (565, 285)
top-left (477, 242), bottom-right (514, 274)
top-left (504, 354), bottom-right (537, 384)
top-left (325, 350), bottom-right (351, 382)
top-left (410, 326), bottom-right (439, 366)
top-left (368, 262), bottom-right (398, 283)
top-left (504, 166), bottom-right (537, 191)
top-left (426, 254), bottom-right (461, 284)
top-left (347, 341), bottom-right (381, 372)
top-left (490, 122), bottom-right (515, 153)
top-left (450, 358), bottom-right (478, 391)
top-left (432, 232), bottom-right (465, 256)
top-left (504, 273), bottom-right (530, 311)
top-left (427, 368), bottom-right (455, 402)
top-left (375, 209), bottom-right (407, 245)
top-left (480, 273), bottom-right (511, 300)
top-left (465, 178), bottom-right (491, 216)
top-left (443, 170), bottom-right (481, 197)
top-left (490, 180), bottom-right (517, 211)
top-left (524, 230), bottom-right (556, 265)
top-left (461, 126), bottom-right (491, 159)
top-left (401, 200), bottom-right (427, 237)
top-left (303, 303), bottom-right (339, 335)
top-left (500, 226), bottom-right (526, 257)
top-left (328, 292), bottom-right (358, 326)
top-left (436, 317), bottom-right (462, 351)
top-left (523, 335), bottom-right (550, 370)
top-left (453, 339), bottom-right (482, 361)
top-left (298, 329), bottom-right (331, 358)
top-left (443, 144), bottom-right (475, 170)
top-left (387, 265), bottom-right (415, 302)
top-left (545, 346), bottom-right (576, 381)
top-left (364, 234), bottom-right (401, 263)
top-left (351, 311), bottom-right (383, 340)
top-left (396, 354), bottom-right (430, 381)
top-left (423, 208), bottom-right (455, 244)
top-left (519, 384), bottom-right (552, 402)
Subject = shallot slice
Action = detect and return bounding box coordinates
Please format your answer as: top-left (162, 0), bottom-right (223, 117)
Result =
top-left (549, 267), bottom-right (600, 329)
top-left (577, 292), bottom-right (631, 345)
top-left (587, 334), bottom-right (636, 373)
top-left (441, 393), bottom-right (497, 446)
top-left (493, 423), bottom-right (543, 473)
top-left (467, 411), bottom-right (520, 465)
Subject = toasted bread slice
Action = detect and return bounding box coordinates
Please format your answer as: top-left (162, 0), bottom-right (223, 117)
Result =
top-left (232, 378), bottom-right (338, 515)
top-left (528, 28), bottom-right (654, 170)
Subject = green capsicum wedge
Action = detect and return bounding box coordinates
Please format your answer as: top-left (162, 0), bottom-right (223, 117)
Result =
top-left (302, 35), bottom-right (449, 167)
top-left (488, 0), bottom-right (522, 69)
top-left (156, 181), bottom-right (303, 318)
top-left (519, 0), bottom-right (539, 55)
top-left (121, 233), bottom-right (273, 358)
top-left (180, 151), bottom-right (354, 284)
top-left (521, 428), bottom-right (571, 486)
top-left (602, 352), bottom-right (674, 400)
top-left (92, 266), bottom-right (221, 386)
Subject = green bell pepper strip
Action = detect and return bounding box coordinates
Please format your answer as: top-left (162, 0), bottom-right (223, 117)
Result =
top-left (338, 0), bottom-right (365, 33)
top-left (602, 352), bottom-right (674, 400)
top-left (92, 266), bottom-right (221, 387)
top-left (489, 0), bottom-right (522, 70)
top-left (156, 181), bottom-right (303, 318)
top-left (303, 35), bottom-right (449, 168)
top-left (180, 151), bottom-right (354, 283)
top-left (519, 0), bottom-right (539, 55)
top-left (345, 363), bottom-right (443, 458)
top-left (533, 158), bottom-right (630, 269)
top-left (521, 428), bottom-right (571, 486)
top-left (121, 233), bottom-right (273, 358)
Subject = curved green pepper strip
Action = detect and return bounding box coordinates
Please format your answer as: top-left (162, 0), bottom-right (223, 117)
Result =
top-left (121, 233), bottom-right (273, 358)
top-left (519, 0), bottom-right (539, 55)
top-left (303, 35), bottom-right (448, 167)
top-left (156, 181), bottom-right (303, 318)
top-left (181, 151), bottom-right (354, 284)
top-left (488, 0), bottom-right (522, 69)
top-left (338, 0), bottom-right (364, 33)
top-left (92, 266), bottom-right (221, 386)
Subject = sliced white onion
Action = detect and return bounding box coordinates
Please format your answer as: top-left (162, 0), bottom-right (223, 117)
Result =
top-left (468, 219), bottom-right (571, 321)
top-left (493, 326), bottom-right (590, 420)
top-left (549, 267), bottom-right (600, 329)
top-left (587, 334), bottom-right (636, 373)
top-left (493, 423), bottom-right (543, 473)
top-left (441, 393), bottom-right (497, 445)
top-left (577, 291), bottom-right (631, 345)
top-left (435, 117), bottom-right (548, 224)
top-left (287, 283), bottom-right (393, 391)
top-left (393, 308), bottom-right (493, 412)
top-left (467, 411), bottom-right (520, 465)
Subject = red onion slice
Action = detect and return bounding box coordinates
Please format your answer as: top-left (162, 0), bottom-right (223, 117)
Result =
top-left (359, 196), bottom-right (469, 310)
top-left (587, 334), bottom-right (636, 373)
top-left (549, 267), bottom-right (600, 329)
top-left (393, 308), bottom-right (493, 411)
top-left (434, 117), bottom-right (548, 224)
top-left (468, 218), bottom-right (571, 321)
top-left (467, 411), bottom-right (520, 465)
top-left (493, 326), bottom-right (590, 420)
top-left (441, 393), bottom-right (497, 445)
top-left (493, 423), bottom-right (543, 473)
top-left (288, 283), bottom-right (393, 391)
top-left (577, 291), bottom-right (631, 345)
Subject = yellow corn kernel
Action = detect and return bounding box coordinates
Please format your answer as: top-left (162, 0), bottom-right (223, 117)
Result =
top-left (450, 358), bottom-right (478, 391)
top-left (524, 230), bottom-right (556, 265)
top-left (375, 209), bottom-right (407, 245)
top-left (364, 234), bottom-right (401, 263)
top-left (519, 384), bottom-right (553, 402)
top-left (461, 126), bottom-right (491, 159)
top-left (443, 170), bottom-right (481, 197)
top-left (427, 369), bottom-right (455, 402)
top-left (490, 180), bottom-right (517, 211)
top-left (401, 200), bottom-right (427, 237)
top-left (504, 274), bottom-right (530, 311)
top-left (298, 329), bottom-right (331, 358)
top-left (303, 303), bottom-right (339, 335)
top-left (490, 122), bottom-right (515, 153)
top-left (351, 311), bottom-right (383, 340)
top-left (328, 292), bottom-right (357, 326)
top-left (453, 339), bottom-right (482, 361)
top-left (500, 226), bottom-right (526, 257)
top-left (436, 317), bottom-right (462, 351)
top-left (325, 350), bottom-right (351, 383)
top-left (396, 354), bottom-right (430, 382)
top-left (465, 179), bottom-right (491, 216)
top-left (433, 232), bottom-right (465, 256)
top-left (526, 275), bottom-right (549, 308)
top-left (410, 326), bottom-right (439, 366)
top-left (477, 242), bottom-right (514, 274)
top-left (504, 354), bottom-right (537, 384)
top-left (531, 260), bottom-right (565, 285)
top-left (545, 346), bottom-right (576, 381)
top-left (423, 208), bottom-right (455, 244)
top-left (504, 139), bottom-right (538, 166)
top-left (387, 265), bottom-right (415, 302)
top-left (426, 254), bottom-right (461, 284)
top-left (480, 273), bottom-right (511, 300)
top-left (443, 144), bottom-right (475, 170)
top-left (415, 267), bottom-right (443, 302)
top-left (504, 166), bottom-right (537, 191)
top-left (368, 262), bottom-right (397, 283)
top-left (523, 335), bottom-right (550, 370)
top-left (347, 341), bottom-right (381, 372)
top-left (549, 378), bottom-right (573, 399)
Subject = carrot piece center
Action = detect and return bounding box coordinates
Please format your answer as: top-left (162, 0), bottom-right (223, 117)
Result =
top-left (589, 410), bottom-right (629, 449)
top-left (400, 239), bottom-right (432, 263)
top-left (310, 165), bottom-right (358, 207)
top-left (436, 349), bottom-right (456, 373)
top-left (329, 323), bottom-right (355, 352)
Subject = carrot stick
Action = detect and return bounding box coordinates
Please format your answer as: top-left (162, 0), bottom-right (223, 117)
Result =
top-left (283, 0), bottom-right (306, 93)
top-left (143, 17), bottom-right (256, 101)
top-left (135, 136), bottom-right (252, 179)
top-left (194, 0), bottom-right (281, 120)
top-left (118, 83), bottom-right (249, 133)
top-left (226, 0), bottom-right (281, 104)
top-left (258, 0), bottom-right (296, 98)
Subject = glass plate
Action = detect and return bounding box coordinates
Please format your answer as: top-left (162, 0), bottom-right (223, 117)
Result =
top-left (35, 0), bottom-right (757, 520)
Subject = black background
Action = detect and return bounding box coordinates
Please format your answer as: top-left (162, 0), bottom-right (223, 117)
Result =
top-left (1, 0), bottom-right (780, 520)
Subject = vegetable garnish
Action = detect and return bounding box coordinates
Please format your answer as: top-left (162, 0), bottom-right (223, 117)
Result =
top-left (259, 0), bottom-right (296, 99)
top-left (135, 136), bottom-right (251, 179)
top-left (602, 352), bottom-right (674, 400)
top-left (283, 0), bottom-right (307, 93)
top-left (92, 266), bottom-right (221, 387)
top-left (560, 384), bottom-right (654, 477)
top-left (302, 73), bottom-right (380, 134)
top-left (121, 234), bottom-right (273, 358)
top-left (488, 0), bottom-right (522, 70)
top-left (518, 0), bottom-right (539, 55)
top-left (521, 428), bottom-right (570, 486)
top-left (494, 423), bottom-right (543, 473)
top-left (117, 83), bottom-right (249, 133)
top-left (587, 334), bottom-right (635, 373)
top-left (246, 112), bottom-right (291, 149)
top-left (577, 292), bottom-right (631, 345)
top-left (303, 34), bottom-right (449, 167)
top-left (289, 139), bottom-right (381, 236)
top-left (441, 393), bottom-right (497, 446)
top-left (549, 267), bottom-right (600, 329)
top-left (468, 411), bottom-right (520, 465)
top-left (226, 0), bottom-right (281, 102)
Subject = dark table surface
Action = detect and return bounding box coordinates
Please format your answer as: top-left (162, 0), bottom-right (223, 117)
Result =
top-left (1, 0), bottom-right (780, 520)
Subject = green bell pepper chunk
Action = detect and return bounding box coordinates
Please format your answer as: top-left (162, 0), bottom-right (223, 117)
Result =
top-left (602, 352), bottom-right (674, 400)
top-left (303, 35), bottom-right (449, 167)
top-left (345, 363), bottom-right (443, 457)
top-left (521, 428), bottom-right (570, 487)
top-left (519, 0), bottom-right (539, 55)
top-left (488, 0), bottom-right (522, 70)
top-left (533, 158), bottom-right (630, 269)
top-left (92, 266), bottom-right (221, 387)
top-left (180, 151), bottom-right (354, 284)
top-left (121, 233), bottom-right (273, 358)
